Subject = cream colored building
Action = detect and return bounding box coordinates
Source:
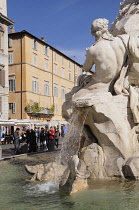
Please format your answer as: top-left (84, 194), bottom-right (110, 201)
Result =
top-left (0, 0), bottom-right (14, 120)
top-left (8, 30), bottom-right (83, 122)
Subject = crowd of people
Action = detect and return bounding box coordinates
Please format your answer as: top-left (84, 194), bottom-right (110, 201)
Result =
top-left (13, 126), bottom-right (61, 155)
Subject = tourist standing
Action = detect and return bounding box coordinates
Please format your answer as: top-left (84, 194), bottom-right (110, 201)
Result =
top-left (54, 127), bottom-right (60, 148)
top-left (40, 127), bottom-right (46, 150)
top-left (26, 129), bottom-right (31, 146)
top-left (29, 129), bottom-right (37, 152)
top-left (45, 128), bottom-right (49, 150)
top-left (35, 128), bottom-right (39, 145)
top-left (13, 128), bottom-right (20, 154)
top-left (48, 126), bottom-right (55, 151)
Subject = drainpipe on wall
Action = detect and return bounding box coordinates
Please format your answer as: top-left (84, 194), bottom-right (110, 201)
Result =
top-left (20, 33), bottom-right (23, 119)
top-left (52, 49), bottom-right (54, 106)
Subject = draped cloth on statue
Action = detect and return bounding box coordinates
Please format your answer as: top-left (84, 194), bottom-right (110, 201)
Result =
top-left (114, 35), bottom-right (139, 123)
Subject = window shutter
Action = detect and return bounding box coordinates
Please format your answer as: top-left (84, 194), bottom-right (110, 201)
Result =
top-left (36, 41), bottom-right (38, 50)
top-left (47, 47), bottom-right (50, 56)
top-left (37, 81), bottom-right (39, 93)
top-left (13, 79), bottom-right (15, 91)
top-left (48, 85), bottom-right (50, 96)
top-left (44, 84), bottom-right (46, 95)
top-left (8, 52), bottom-right (13, 64)
top-left (32, 39), bottom-right (34, 49)
top-left (32, 81), bottom-right (34, 92)
top-left (13, 103), bottom-right (16, 113)
top-left (8, 38), bottom-right (12, 48)
top-left (44, 46), bottom-right (46, 55)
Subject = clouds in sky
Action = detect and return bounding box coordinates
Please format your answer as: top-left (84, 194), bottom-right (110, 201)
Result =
top-left (56, 0), bottom-right (81, 12)
top-left (45, 0), bottom-right (81, 18)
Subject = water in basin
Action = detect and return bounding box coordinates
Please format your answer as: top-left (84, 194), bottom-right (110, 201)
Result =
top-left (1, 160), bottom-right (139, 210)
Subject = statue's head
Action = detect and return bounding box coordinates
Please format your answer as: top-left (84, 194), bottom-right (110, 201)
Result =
top-left (91, 18), bottom-right (109, 37)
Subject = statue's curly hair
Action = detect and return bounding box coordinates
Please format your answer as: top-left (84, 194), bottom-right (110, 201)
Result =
top-left (92, 18), bottom-right (109, 31)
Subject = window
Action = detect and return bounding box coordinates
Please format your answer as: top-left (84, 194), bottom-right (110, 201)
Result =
top-left (54, 84), bottom-right (58, 97)
top-left (75, 75), bottom-right (77, 84)
top-left (44, 81), bottom-right (50, 96)
top-left (54, 64), bottom-right (57, 74)
top-left (68, 61), bottom-right (70, 68)
top-left (9, 103), bottom-right (16, 114)
top-left (62, 57), bottom-right (64, 65)
top-left (61, 68), bottom-right (64, 78)
top-left (32, 39), bottom-right (38, 50)
top-left (61, 86), bottom-right (66, 99)
top-left (33, 54), bottom-right (37, 66)
top-left (44, 46), bottom-right (50, 56)
top-left (32, 77), bottom-right (38, 93)
top-left (68, 71), bottom-right (71, 81)
top-left (78, 67), bottom-right (82, 75)
top-left (8, 38), bottom-right (12, 48)
top-left (54, 52), bottom-right (56, 61)
top-left (55, 104), bottom-right (58, 113)
top-left (44, 59), bottom-right (48, 71)
top-left (9, 79), bottom-right (15, 91)
top-left (8, 52), bottom-right (13, 64)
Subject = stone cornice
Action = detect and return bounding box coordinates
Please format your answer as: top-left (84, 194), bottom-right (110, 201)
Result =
top-left (0, 13), bottom-right (14, 26)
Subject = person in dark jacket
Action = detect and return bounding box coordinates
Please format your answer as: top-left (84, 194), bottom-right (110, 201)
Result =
top-left (40, 127), bottom-right (46, 150)
top-left (29, 129), bottom-right (37, 152)
top-left (54, 127), bottom-right (60, 148)
top-left (45, 128), bottom-right (49, 150)
top-left (13, 128), bottom-right (20, 154)
top-left (26, 129), bottom-right (31, 146)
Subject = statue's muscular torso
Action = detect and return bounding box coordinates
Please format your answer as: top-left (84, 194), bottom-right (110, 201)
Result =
top-left (83, 36), bottom-right (127, 83)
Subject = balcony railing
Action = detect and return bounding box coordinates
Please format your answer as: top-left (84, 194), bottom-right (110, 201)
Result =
top-left (26, 108), bottom-right (54, 117)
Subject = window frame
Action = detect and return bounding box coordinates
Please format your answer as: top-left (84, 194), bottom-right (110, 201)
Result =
top-left (33, 53), bottom-right (37, 66)
top-left (61, 86), bottom-right (66, 99)
top-left (44, 81), bottom-right (50, 96)
top-left (54, 84), bottom-right (58, 97)
top-left (9, 102), bottom-right (16, 114)
top-left (8, 52), bottom-right (13, 64)
top-left (44, 46), bottom-right (50, 56)
top-left (44, 59), bottom-right (48, 71)
top-left (32, 77), bottom-right (39, 93)
top-left (54, 63), bottom-right (57, 74)
top-left (9, 78), bottom-right (16, 92)
top-left (32, 39), bottom-right (38, 50)
top-left (68, 71), bottom-right (71, 81)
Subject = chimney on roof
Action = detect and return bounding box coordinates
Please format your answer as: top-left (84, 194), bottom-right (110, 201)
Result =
top-left (41, 36), bottom-right (45, 41)
top-left (9, 26), bottom-right (15, 33)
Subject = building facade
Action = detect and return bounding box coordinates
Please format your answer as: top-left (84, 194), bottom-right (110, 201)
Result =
top-left (8, 30), bottom-right (83, 122)
top-left (0, 0), bottom-right (14, 120)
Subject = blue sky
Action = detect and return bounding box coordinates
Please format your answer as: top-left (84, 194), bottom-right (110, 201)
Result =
top-left (7, 0), bottom-right (122, 64)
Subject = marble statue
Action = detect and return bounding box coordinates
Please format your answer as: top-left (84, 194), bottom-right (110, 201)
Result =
top-left (74, 18), bottom-right (139, 99)
top-left (26, 0), bottom-right (139, 194)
